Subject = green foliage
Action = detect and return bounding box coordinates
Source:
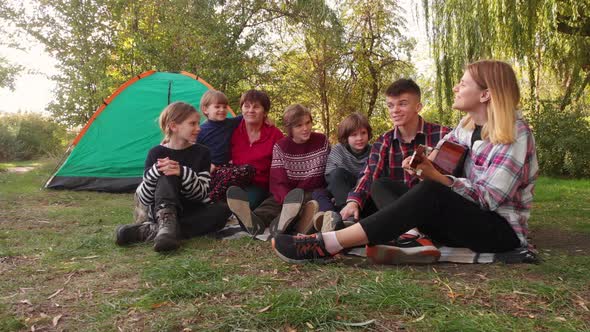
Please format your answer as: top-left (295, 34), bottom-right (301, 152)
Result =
top-left (0, 112), bottom-right (69, 161)
top-left (528, 101), bottom-right (590, 177)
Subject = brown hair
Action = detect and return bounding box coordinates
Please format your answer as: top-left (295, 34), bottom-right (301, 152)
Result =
top-left (159, 102), bottom-right (199, 143)
top-left (337, 112), bottom-right (373, 144)
top-left (462, 60), bottom-right (520, 144)
top-left (200, 90), bottom-right (229, 111)
top-left (385, 78), bottom-right (421, 99)
top-left (283, 104), bottom-right (312, 137)
top-left (239, 89), bottom-right (271, 113)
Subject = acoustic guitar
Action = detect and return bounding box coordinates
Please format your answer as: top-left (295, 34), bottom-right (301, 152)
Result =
top-left (409, 141), bottom-right (468, 177)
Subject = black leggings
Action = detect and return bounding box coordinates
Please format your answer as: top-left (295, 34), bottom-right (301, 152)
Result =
top-left (154, 175), bottom-right (230, 238)
top-left (360, 179), bottom-right (520, 252)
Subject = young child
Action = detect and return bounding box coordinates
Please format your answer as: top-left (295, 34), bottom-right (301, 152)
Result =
top-left (197, 90), bottom-right (254, 201)
top-left (311, 113), bottom-right (372, 232)
top-left (325, 112), bottom-right (372, 211)
top-left (116, 102), bottom-right (230, 252)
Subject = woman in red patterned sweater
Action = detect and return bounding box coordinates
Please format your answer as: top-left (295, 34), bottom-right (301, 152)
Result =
top-left (227, 104), bottom-right (330, 236)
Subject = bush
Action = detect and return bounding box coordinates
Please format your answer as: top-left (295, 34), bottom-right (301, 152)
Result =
top-left (528, 101), bottom-right (590, 178)
top-left (0, 112), bottom-right (69, 162)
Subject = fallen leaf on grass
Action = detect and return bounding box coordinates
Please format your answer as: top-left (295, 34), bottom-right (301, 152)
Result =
top-left (151, 301), bottom-right (170, 309)
top-left (20, 299), bottom-right (32, 305)
top-left (258, 305), bottom-right (272, 313)
top-left (555, 317), bottom-right (566, 322)
top-left (305, 322), bottom-right (314, 329)
top-left (52, 314), bottom-right (62, 327)
top-left (339, 319), bottom-right (376, 327)
top-left (413, 314), bottom-right (426, 322)
top-left (47, 288), bottom-right (64, 299)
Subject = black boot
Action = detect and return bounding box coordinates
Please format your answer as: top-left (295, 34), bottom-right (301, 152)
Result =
top-left (115, 222), bottom-right (158, 246)
top-left (153, 207), bottom-right (180, 252)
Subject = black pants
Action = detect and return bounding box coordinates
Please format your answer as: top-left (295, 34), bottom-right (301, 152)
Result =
top-left (326, 168), bottom-right (378, 217)
top-left (326, 168), bottom-right (358, 209)
top-left (359, 180), bottom-right (520, 252)
top-left (370, 178), bottom-right (409, 210)
top-left (154, 176), bottom-right (230, 238)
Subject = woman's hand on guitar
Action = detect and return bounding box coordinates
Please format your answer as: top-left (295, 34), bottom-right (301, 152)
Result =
top-left (414, 157), bottom-right (454, 186)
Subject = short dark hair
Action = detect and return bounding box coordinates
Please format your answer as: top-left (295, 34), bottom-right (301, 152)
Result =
top-left (240, 89), bottom-right (271, 113)
top-left (337, 112), bottom-right (372, 144)
top-left (385, 79), bottom-right (421, 99)
top-left (283, 104), bottom-right (312, 137)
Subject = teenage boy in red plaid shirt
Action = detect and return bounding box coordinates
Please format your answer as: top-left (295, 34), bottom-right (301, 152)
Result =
top-left (339, 79), bottom-right (450, 251)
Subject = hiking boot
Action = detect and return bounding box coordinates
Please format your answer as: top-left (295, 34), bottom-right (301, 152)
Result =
top-left (153, 207), bottom-right (180, 252)
top-left (365, 234), bottom-right (440, 265)
top-left (226, 186), bottom-right (265, 235)
top-left (311, 212), bottom-right (325, 232)
top-left (294, 200), bottom-right (319, 234)
top-left (272, 233), bottom-right (333, 264)
top-left (270, 188), bottom-right (304, 236)
top-left (115, 222), bottom-right (157, 246)
top-left (315, 211), bottom-right (345, 233)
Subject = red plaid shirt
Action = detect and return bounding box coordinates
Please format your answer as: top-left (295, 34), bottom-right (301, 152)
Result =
top-left (347, 116), bottom-right (451, 208)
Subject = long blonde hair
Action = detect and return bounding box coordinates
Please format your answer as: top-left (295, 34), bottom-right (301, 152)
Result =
top-left (462, 60), bottom-right (520, 144)
top-left (158, 102), bottom-right (199, 143)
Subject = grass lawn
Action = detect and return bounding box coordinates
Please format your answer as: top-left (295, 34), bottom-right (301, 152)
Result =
top-left (1, 159), bottom-right (589, 331)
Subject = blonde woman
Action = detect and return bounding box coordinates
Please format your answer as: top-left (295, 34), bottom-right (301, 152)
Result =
top-left (272, 60), bottom-right (539, 264)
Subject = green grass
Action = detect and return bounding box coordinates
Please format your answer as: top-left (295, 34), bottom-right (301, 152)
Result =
top-left (1, 160), bottom-right (589, 331)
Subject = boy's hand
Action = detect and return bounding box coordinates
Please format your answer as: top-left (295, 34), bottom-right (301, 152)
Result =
top-left (340, 202), bottom-right (360, 221)
top-left (210, 164), bottom-right (218, 173)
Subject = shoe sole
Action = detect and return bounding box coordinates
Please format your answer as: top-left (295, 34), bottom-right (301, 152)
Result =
top-left (271, 238), bottom-right (331, 264)
top-left (312, 212), bottom-right (324, 233)
top-left (226, 186), bottom-right (256, 233)
top-left (153, 234), bottom-right (179, 252)
top-left (115, 225), bottom-right (129, 246)
top-left (276, 189), bottom-right (304, 234)
top-left (294, 200), bottom-right (319, 234)
top-left (320, 211), bottom-right (344, 233)
top-left (365, 244), bottom-right (440, 265)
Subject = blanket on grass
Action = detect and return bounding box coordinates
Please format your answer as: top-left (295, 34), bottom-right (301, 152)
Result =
top-left (216, 220), bottom-right (539, 265)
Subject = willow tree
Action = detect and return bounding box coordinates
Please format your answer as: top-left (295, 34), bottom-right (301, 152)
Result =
top-left (423, 0), bottom-right (590, 119)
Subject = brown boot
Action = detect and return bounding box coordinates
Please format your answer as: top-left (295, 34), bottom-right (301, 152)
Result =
top-left (115, 222), bottom-right (157, 246)
top-left (153, 207), bottom-right (180, 252)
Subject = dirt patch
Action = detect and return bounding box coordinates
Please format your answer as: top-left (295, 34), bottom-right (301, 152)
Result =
top-left (530, 226), bottom-right (590, 254)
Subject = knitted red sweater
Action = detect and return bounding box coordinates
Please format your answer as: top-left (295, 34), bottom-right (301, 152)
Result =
top-left (270, 132), bottom-right (330, 203)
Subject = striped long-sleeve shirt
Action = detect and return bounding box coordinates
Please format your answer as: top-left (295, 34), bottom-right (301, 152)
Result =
top-left (347, 116), bottom-right (451, 208)
top-left (136, 143), bottom-right (212, 207)
top-left (443, 116), bottom-right (539, 246)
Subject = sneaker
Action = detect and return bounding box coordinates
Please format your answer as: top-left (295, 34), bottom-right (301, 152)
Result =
top-left (271, 188), bottom-right (304, 235)
top-left (272, 233), bottom-right (333, 264)
top-left (153, 207), bottom-right (180, 252)
top-left (294, 200), bottom-right (319, 234)
top-left (115, 222), bottom-right (157, 246)
top-left (226, 186), bottom-right (265, 235)
top-left (365, 234), bottom-right (440, 265)
top-left (318, 211), bottom-right (345, 232)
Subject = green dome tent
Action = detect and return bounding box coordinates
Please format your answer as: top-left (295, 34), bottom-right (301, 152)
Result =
top-left (45, 70), bottom-right (235, 192)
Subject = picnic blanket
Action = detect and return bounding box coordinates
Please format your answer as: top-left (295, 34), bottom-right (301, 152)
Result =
top-left (216, 218), bottom-right (539, 264)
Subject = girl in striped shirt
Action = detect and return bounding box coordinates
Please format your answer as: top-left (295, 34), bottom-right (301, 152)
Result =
top-left (115, 102), bottom-right (230, 252)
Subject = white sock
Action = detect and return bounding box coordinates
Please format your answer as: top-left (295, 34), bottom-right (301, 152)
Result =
top-left (405, 228), bottom-right (421, 237)
top-left (322, 231), bottom-right (343, 254)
